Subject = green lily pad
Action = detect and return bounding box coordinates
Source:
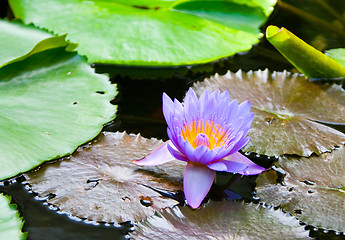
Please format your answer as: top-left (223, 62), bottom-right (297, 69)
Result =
top-left (0, 47), bottom-right (117, 180)
top-left (24, 132), bottom-right (185, 223)
top-left (326, 48), bottom-right (345, 67)
top-left (193, 69), bottom-right (345, 156)
top-left (256, 145), bottom-right (345, 233)
top-left (0, 194), bottom-right (27, 240)
top-left (130, 200), bottom-right (311, 239)
top-left (0, 19), bottom-right (52, 67)
top-left (9, 0), bottom-right (276, 66)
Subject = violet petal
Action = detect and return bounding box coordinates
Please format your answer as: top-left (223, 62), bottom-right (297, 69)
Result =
top-left (132, 141), bottom-right (175, 166)
top-left (206, 161), bottom-right (228, 171)
top-left (167, 143), bottom-right (189, 162)
top-left (224, 152), bottom-right (266, 175)
top-left (217, 159), bottom-right (248, 173)
top-left (184, 162), bottom-right (215, 209)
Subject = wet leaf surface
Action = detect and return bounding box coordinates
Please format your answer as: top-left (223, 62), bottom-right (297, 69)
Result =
top-left (0, 194), bottom-right (26, 240)
top-left (256, 145), bottom-right (345, 232)
top-left (130, 200), bottom-right (311, 239)
top-left (24, 132), bottom-right (186, 223)
top-left (0, 47), bottom-right (117, 180)
top-left (0, 19), bottom-right (53, 67)
top-left (9, 0), bottom-right (275, 66)
top-left (193, 69), bottom-right (345, 156)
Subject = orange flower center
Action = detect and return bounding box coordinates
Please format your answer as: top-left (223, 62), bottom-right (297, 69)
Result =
top-left (180, 120), bottom-right (228, 149)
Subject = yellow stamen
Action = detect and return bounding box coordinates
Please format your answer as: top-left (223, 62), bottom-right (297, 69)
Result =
top-left (181, 120), bottom-right (228, 149)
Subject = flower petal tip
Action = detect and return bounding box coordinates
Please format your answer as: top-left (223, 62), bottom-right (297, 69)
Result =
top-left (132, 141), bottom-right (176, 166)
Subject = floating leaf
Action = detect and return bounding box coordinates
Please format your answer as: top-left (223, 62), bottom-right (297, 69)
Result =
top-left (265, 26), bottom-right (345, 78)
top-left (256, 146), bottom-right (345, 232)
top-left (321, 84), bottom-right (345, 106)
top-left (0, 194), bottom-right (27, 240)
top-left (0, 47), bottom-right (117, 180)
top-left (24, 132), bottom-right (186, 223)
top-left (193, 69), bottom-right (345, 156)
top-left (326, 48), bottom-right (345, 67)
top-left (131, 200), bottom-right (311, 239)
top-left (9, 0), bottom-right (275, 66)
top-left (0, 19), bottom-right (52, 67)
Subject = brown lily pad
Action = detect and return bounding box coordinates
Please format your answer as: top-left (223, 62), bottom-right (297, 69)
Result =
top-left (130, 200), bottom-right (311, 239)
top-left (24, 132), bottom-right (186, 223)
top-left (193, 69), bottom-right (345, 157)
top-left (256, 145), bottom-right (345, 232)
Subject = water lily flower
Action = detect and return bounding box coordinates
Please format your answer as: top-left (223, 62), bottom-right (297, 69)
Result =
top-left (133, 88), bottom-right (265, 209)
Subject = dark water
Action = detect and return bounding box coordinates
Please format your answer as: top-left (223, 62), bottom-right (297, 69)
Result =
top-left (1, 0), bottom-right (345, 239)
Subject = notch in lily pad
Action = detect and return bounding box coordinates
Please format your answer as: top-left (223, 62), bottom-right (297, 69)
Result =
top-left (256, 145), bottom-right (345, 233)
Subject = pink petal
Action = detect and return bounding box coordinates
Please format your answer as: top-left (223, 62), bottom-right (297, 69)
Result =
top-left (184, 162), bottom-right (215, 209)
top-left (225, 152), bottom-right (266, 175)
top-left (132, 141), bottom-right (175, 166)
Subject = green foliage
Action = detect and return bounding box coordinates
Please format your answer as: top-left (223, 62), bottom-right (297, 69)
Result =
top-left (9, 0), bottom-right (276, 66)
top-left (266, 25), bottom-right (345, 78)
top-left (326, 48), bottom-right (345, 67)
top-left (0, 21), bottom-right (117, 180)
top-left (0, 194), bottom-right (27, 240)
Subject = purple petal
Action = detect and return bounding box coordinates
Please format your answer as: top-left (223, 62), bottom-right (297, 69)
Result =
top-left (224, 152), bottom-right (266, 175)
top-left (198, 148), bottom-right (219, 164)
top-left (206, 161), bottom-right (227, 171)
top-left (238, 100), bottom-right (251, 116)
top-left (227, 136), bottom-right (251, 155)
top-left (217, 159), bottom-right (248, 173)
top-left (184, 162), bottom-right (215, 209)
top-left (191, 145), bottom-right (210, 163)
top-left (132, 141), bottom-right (175, 166)
top-left (162, 93), bottom-right (174, 125)
top-left (167, 144), bottom-right (189, 162)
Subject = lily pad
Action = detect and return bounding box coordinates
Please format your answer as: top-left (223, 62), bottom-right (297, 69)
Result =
top-left (256, 145), bottom-right (345, 233)
top-left (130, 200), bottom-right (311, 239)
top-left (9, 0), bottom-right (275, 66)
top-left (193, 69), bottom-right (345, 156)
top-left (326, 48), bottom-right (345, 67)
top-left (0, 19), bottom-right (52, 67)
top-left (24, 132), bottom-right (186, 223)
top-left (0, 194), bottom-right (27, 240)
top-left (0, 47), bottom-right (117, 180)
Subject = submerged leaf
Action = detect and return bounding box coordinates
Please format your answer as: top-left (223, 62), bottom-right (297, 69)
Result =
top-left (0, 47), bottom-right (117, 180)
top-left (24, 132), bottom-right (186, 223)
top-left (9, 0), bottom-right (275, 66)
top-left (256, 146), bottom-right (345, 232)
top-left (193, 69), bottom-right (345, 156)
top-left (131, 200), bottom-right (311, 239)
top-left (0, 194), bottom-right (27, 240)
top-left (266, 26), bottom-right (345, 78)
